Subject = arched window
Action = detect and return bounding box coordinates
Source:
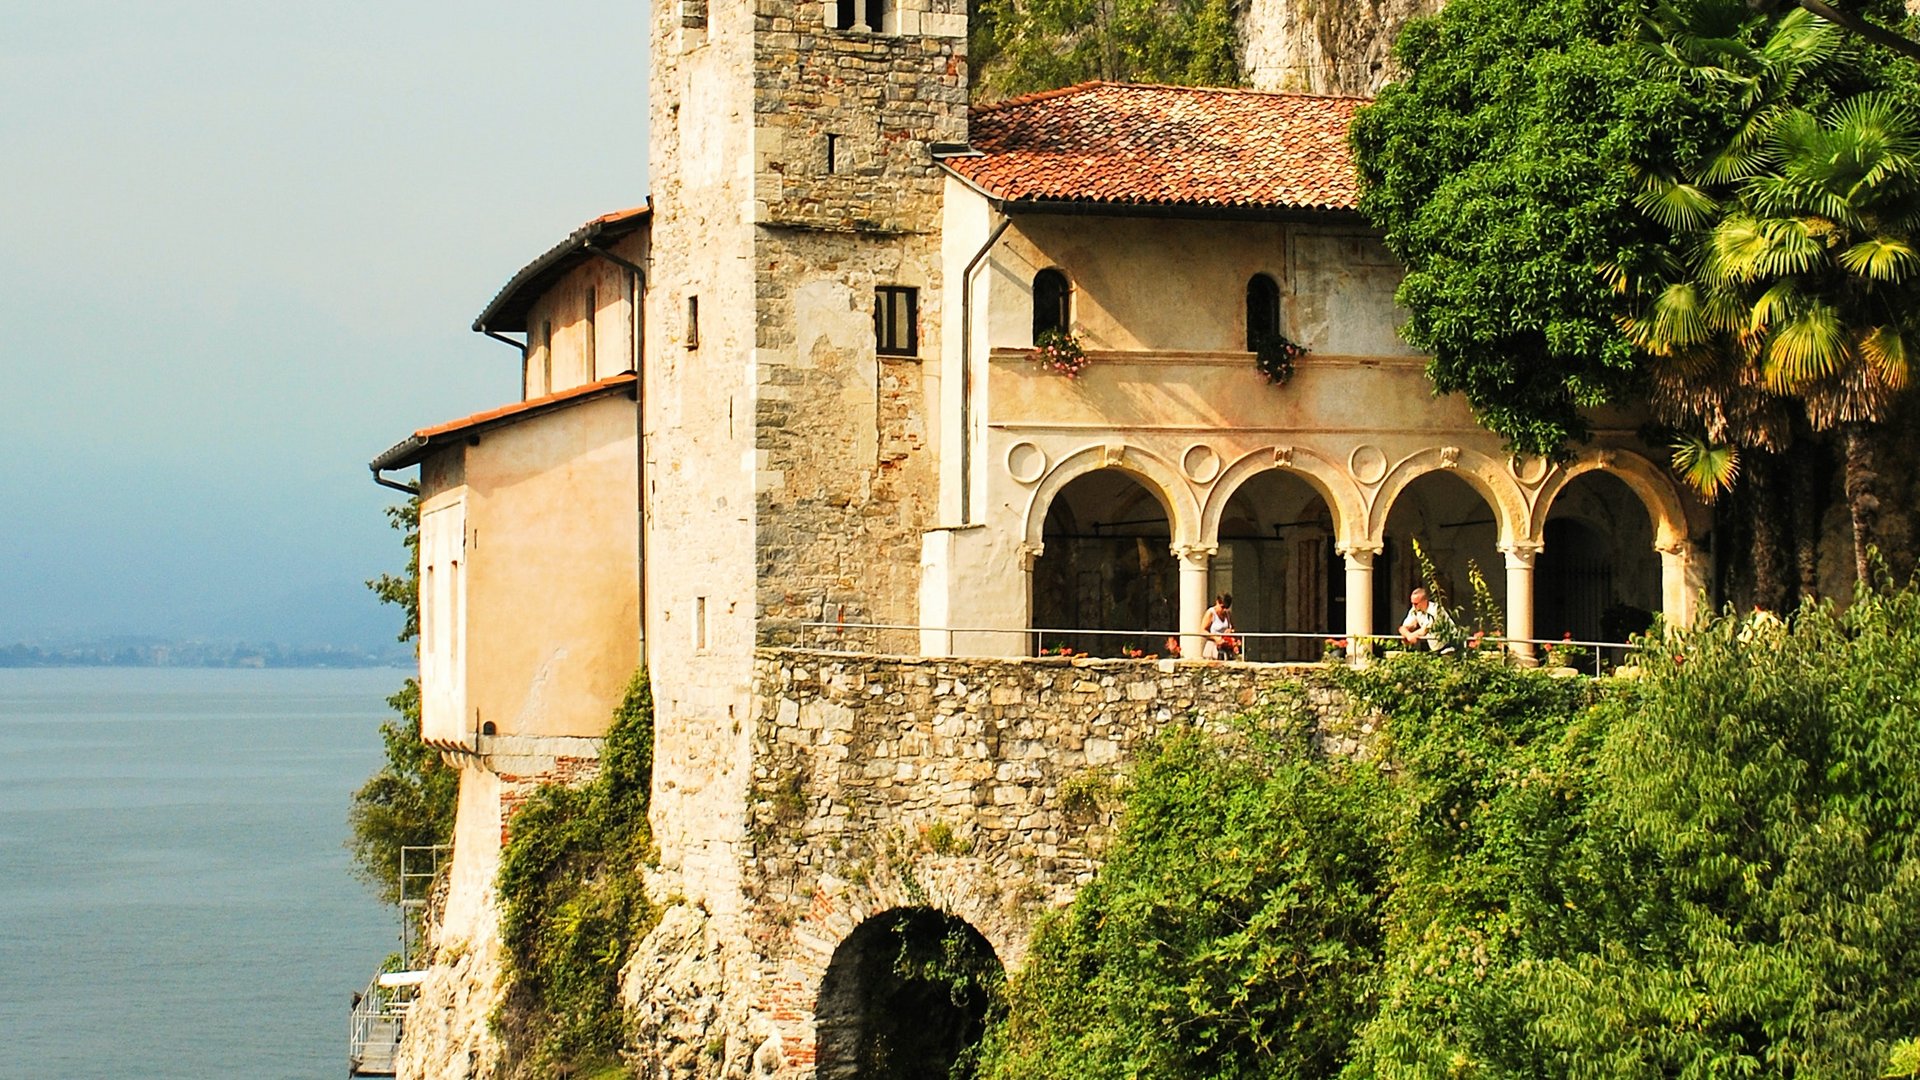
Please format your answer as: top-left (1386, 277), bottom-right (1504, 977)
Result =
top-left (1033, 269), bottom-right (1070, 341)
top-left (1246, 273), bottom-right (1281, 350)
top-left (827, 0), bottom-right (855, 29)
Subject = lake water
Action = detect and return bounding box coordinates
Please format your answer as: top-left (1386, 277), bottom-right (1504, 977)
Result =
top-left (0, 668), bottom-right (405, 1079)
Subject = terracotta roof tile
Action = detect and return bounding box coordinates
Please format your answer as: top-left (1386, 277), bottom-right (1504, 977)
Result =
top-left (947, 82), bottom-right (1364, 213)
top-left (413, 373), bottom-right (638, 440)
top-left (370, 374), bottom-right (637, 473)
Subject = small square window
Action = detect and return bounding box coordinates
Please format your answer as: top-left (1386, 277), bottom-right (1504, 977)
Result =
top-left (874, 286), bottom-right (917, 357)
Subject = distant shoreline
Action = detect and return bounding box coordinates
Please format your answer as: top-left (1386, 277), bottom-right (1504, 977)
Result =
top-left (0, 642), bottom-right (411, 670)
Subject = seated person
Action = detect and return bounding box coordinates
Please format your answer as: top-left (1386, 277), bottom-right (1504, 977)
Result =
top-left (1399, 587), bottom-right (1447, 651)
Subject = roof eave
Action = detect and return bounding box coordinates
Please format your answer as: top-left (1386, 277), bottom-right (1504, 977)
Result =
top-left (992, 198), bottom-right (1368, 225)
top-left (367, 374), bottom-right (640, 475)
top-left (471, 204), bottom-right (651, 335)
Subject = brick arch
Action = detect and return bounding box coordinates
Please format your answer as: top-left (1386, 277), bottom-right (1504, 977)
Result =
top-left (1022, 444), bottom-right (1201, 556)
top-left (1198, 446), bottom-right (1367, 550)
top-left (813, 906), bottom-right (1003, 1080)
top-left (1366, 447), bottom-right (1529, 548)
top-left (1529, 448), bottom-right (1690, 551)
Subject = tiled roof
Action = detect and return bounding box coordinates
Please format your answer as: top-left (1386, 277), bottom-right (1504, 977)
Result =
top-left (473, 204), bottom-right (651, 334)
top-left (945, 83), bottom-right (1363, 214)
top-left (370, 374), bottom-right (638, 473)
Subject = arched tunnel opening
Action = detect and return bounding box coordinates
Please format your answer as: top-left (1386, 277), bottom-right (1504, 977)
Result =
top-left (815, 907), bottom-right (1003, 1080)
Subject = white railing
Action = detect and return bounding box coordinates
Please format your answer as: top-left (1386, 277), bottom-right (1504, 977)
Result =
top-left (766, 621), bottom-right (1636, 674)
top-left (349, 971), bottom-right (423, 1076)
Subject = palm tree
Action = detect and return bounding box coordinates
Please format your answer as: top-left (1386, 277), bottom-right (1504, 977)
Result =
top-left (1617, 2), bottom-right (1920, 584)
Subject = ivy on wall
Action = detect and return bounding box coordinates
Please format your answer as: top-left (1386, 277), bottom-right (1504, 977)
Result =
top-left (495, 672), bottom-right (657, 1077)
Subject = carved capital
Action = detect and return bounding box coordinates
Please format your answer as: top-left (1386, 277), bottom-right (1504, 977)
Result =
top-left (1172, 543), bottom-right (1218, 566)
top-left (1018, 542), bottom-right (1045, 569)
top-left (1336, 541), bottom-right (1384, 569)
top-left (1499, 540), bottom-right (1544, 570)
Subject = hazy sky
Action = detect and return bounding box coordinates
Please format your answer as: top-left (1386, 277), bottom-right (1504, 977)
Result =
top-left (1, 1), bottom-right (651, 645)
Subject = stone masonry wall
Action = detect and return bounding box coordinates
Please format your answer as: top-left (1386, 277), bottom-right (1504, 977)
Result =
top-left (753, 229), bottom-right (942, 644)
top-left (712, 648), bottom-right (1374, 1076)
top-left (747, 8), bottom-right (963, 642)
top-left (752, 8), bottom-right (966, 231)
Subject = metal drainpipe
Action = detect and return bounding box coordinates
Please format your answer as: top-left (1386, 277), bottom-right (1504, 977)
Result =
top-left (959, 212), bottom-right (1011, 524)
top-left (370, 467), bottom-right (420, 496)
top-left (584, 240), bottom-right (650, 670)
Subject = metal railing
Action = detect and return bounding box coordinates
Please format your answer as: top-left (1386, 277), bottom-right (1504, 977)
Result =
top-left (397, 844), bottom-right (449, 971)
top-left (349, 971), bottom-right (423, 1076)
top-left (767, 620), bottom-right (1636, 673)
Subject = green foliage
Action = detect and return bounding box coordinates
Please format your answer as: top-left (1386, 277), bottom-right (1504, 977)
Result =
top-left (496, 673), bottom-right (658, 1074)
top-left (978, 584), bottom-right (1920, 1077)
top-left (978, 699), bottom-right (1393, 1079)
top-left (349, 497), bottom-right (455, 903)
top-left (348, 678), bottom-right (458, 904)
top-left (365, 501), bottom-right (420, 644)
top-left (968, 0), bottom-right (1239, 100)
top-left (1352, 0), bottom-right (1705, 455)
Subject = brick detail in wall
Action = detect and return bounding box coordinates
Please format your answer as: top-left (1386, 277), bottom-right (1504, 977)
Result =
top-left (497, 755), bottom-right (602, 846)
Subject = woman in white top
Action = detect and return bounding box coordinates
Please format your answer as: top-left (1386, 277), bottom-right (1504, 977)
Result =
top-left (1200, 593), bottom-right (1236, 660)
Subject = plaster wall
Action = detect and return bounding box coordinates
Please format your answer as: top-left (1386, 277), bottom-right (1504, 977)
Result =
top-left (981, 214), bottom-right (1421, 358)
top-left (644, 0), bottom-right (768, 917)
top-left (448, 394), bottom-right (640, 741)
top-left (521, 232), bottom-right (648, 398)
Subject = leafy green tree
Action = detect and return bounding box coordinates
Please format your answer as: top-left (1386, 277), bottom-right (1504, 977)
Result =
top-left (968, 0), bottom-right (1239, 100)
top-left (1351, 0), bottom-right (1711, 456)
top-left (348, 498), bottom-right (456, 904)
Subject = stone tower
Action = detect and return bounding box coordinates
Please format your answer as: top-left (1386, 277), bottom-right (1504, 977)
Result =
top-left (642, 0), bottom-right (968, 972)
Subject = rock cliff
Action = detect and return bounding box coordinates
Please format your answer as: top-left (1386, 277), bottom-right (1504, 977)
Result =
top-left (1238, 0), bottom-right (1442, 95)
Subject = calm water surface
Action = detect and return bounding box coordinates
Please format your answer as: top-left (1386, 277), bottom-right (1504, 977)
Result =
top-left (0, 668), bottom-right (403, 1079)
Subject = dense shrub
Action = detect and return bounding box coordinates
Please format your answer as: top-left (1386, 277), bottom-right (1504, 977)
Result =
top-left (979, 584), bottom-right (1920, 1078)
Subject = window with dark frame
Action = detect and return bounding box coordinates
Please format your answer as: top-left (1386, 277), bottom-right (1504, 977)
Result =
top-left (584, 287), bottom-right (597, 381)
top-left (830, 0), bottom-right (855, 28)
top-left (1032, 268), bottom-right (1070, 341)
top-left (874, 286), bottom-right (918, 356)
top-left (863, 0), bottom-right (887, 31)
top-left (541, 319), bottom-right (554, 393)
top-left (1246, 273), bottom-right (1281, 350)
top-left (687, 295), bottom-right (700, 349)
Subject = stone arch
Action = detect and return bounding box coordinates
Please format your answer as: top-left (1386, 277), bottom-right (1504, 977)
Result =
top-left (1022, 444), bottom-right (1201, 556)
top-left (1199, 445), bottom-right (1367, 550)
top-left (1367, 447), bottom-right (1529, 548)
top-left (1529, 448), bottom-right (1690, 551)
top-left (814, 906), bottom-right (1004, 1080)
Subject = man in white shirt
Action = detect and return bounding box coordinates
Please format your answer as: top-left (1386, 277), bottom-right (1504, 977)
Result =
top-left (1399, 587), bottom-right (1446, 650)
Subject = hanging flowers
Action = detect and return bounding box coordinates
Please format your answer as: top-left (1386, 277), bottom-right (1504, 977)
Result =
top-left (1252, 332), bottom-right (1307, 386)
top-left (1030, 329), bottom-right (1090, 377)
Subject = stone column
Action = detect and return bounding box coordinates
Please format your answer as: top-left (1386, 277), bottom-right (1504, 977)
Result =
top-left (1500, 541), bottom-right (1542, 662)
top-left (1658, 540), bottom-right (1703, 629)
top-left (1176, 544), bottom-right (1214, 661)
top-left (1337, 542), bottom-right (1381, 659)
